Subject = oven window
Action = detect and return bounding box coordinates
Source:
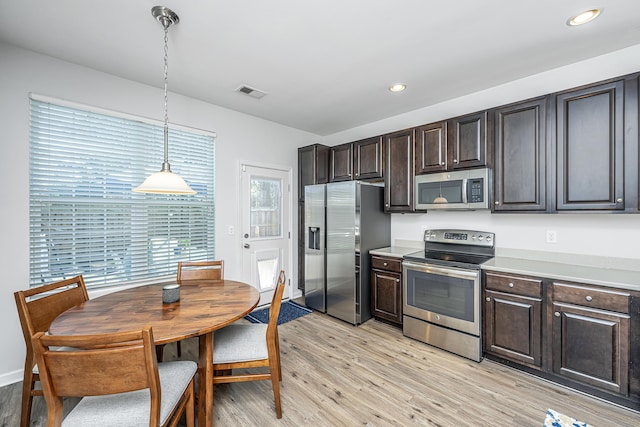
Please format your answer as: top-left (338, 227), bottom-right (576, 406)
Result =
top-left (405, 269), bottom-right (474, 321)
top-left (417, 180), bottom-right (463, 204)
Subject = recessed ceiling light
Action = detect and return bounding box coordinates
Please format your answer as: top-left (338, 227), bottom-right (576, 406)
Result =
top-left (389, 84), bottom-right (406, 92)
top-left (567, 9), bottom-right (601, 26)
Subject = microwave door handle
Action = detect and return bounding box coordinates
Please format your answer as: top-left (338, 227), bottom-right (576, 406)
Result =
top-left (461, 178), bottom-right (468, 204)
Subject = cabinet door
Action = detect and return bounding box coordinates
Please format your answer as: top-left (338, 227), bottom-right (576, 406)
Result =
top-left (415, 122), bottom-right (447, 174)
top-left (298, 144), bottom-right (329, 201)
top-left (493, 98), bottom-right (547, 211)
top-left (298, 146), bottom-right (316, 201)
top-left (330, 143), bottom-right (353, 182)
top-left (484, 290), bottom-right (542, 368)
top-left (354, 137), bottom-right (383, 180)
top-left (384, 129), bottom-right (414, 212)
top-left (316, 145), bottom-right (330, 184)
top-left (371, 269), bottom-right (402, 325)
top-left (552, 302), bottom-right (629, 394)
top-left (556, 80), bottom-right (624, 210)
top-left (448, 111), bottom-right (487, 169)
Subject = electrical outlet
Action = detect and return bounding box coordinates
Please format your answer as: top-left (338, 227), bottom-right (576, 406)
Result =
top-left (228, 225), bottom-right (235, 235)
top-left (546, 230), bottom-right (557, 243)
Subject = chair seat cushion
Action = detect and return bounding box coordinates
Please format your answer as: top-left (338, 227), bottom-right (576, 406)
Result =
top-left (61, 360), bottom-right (196, 426)
top-left (214, 324), bottom-right (268, 364)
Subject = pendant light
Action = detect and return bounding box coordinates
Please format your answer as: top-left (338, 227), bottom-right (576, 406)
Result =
top-left (134, 6), bottom-right (196, 195)
top-left (433, 182), bottom-right (448, 204)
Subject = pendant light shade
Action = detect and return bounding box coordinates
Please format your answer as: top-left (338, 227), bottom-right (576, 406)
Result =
top-left (134, 6), bottom-right (196, 195)
top-left (135, 171), bottom-right (197, 194)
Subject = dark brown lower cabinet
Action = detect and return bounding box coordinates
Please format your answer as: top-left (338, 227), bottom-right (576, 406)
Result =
top-left (483, 272), bottom-right (639, 410)
top-left (484, 290), bottom-right (542, 368)
top-left (552, 300), bottom-right (630, 394)
top-left (484, 271), bottom-right (543, 368)
top-left (371, 255), bottom-right (402, 326)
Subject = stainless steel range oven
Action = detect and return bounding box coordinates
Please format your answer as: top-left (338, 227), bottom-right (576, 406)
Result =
top-left (402, 229), bottom-right (495, 362)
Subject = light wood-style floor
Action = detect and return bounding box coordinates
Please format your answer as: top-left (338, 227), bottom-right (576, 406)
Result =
top-left (2, 312), bottom-right (639, 426)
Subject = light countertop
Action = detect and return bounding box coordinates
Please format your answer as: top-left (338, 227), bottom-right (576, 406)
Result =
top-left (369, 246), bottom-right (421, 258)
top-left (482, 256), bottom-right (640, 292)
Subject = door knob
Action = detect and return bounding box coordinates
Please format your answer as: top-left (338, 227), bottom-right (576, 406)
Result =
top-left (243, 243), bottom-right (250, 249)
top-left (244, 233), bottom-right (249, 238)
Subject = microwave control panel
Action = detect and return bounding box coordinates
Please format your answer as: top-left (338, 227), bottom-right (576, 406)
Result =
top-left (467, 178), bottom-right (484, 202)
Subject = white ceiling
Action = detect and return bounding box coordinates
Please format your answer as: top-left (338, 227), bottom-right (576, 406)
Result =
top-left (1, 1), bottom-right (640, 136)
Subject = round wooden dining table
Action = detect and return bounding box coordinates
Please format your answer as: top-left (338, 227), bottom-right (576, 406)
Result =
top-left (49, 280), bottom-right (260, 427)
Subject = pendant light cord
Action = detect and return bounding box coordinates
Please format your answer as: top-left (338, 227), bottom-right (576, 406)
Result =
top-left (161, 19), bottom-right (171, 172)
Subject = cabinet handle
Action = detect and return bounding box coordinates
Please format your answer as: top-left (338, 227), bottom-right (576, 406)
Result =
top-left (396, 279), bottom-right (400, 283)
top-left (616, 198), bottom-right (623, 203)
top-left (554, 312), bottom-right (560, 317)
top-left (453, 159), bottom-right (458, 163)
top-left (440, 162), bottom-right (445, 166)
top-left (383, 262), bottom-right (388, 266)
top-left (585, 295), bottom-right (593, 302)
top-left (486, 297), bottom-right (490, 302)
top-left (495, 201), bottom-right (499, 205)
top-left (508, 282), bottom-right (514, 288)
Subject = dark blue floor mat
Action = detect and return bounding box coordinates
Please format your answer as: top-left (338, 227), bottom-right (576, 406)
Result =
top-left (245, 300), bottom-right (313, 325)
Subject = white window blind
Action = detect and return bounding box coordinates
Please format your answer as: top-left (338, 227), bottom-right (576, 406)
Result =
top-left (29, 97), bottom-right (215, 288)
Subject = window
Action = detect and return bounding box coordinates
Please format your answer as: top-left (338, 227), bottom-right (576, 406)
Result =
top-left (29, 96), bottom-right (215, 288)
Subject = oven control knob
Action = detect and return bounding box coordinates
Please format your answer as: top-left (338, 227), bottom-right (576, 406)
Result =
top-left (486, 236), bottom-right (492, 242)
top-left (435, 315), bottom-right (441, 320)
top-left (478, 235), bottom-right (484, 241)
top-left (471, 235), bottom-right (476, 240)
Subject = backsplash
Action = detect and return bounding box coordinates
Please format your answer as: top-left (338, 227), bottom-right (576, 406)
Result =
top-left (391, 210), bottom-right (640, 264)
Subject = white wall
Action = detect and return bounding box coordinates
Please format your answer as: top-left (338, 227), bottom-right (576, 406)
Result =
top-left (321, 44), bottom-right (640, 263)
top-left (0, 42), bottom-right (318, 385)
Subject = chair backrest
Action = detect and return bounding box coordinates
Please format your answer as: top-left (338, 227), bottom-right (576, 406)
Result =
top-left (177, 260), bottom-right (224, 283)
top-left (14, 276), bottom-right (89, 370)
top-left (266, 270), bottom-right (286, 337)
top-left (32, 326), bottom-right (162, 426)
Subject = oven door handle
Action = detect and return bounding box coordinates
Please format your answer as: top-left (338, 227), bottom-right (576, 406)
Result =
top-left (403, 261), bottom-right (479, 279)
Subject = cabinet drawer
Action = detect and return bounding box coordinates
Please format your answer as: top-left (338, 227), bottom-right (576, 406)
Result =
top-left (552, 282), bottom-right (630, 313)
top-left (371, 255), bottom-right (402, 273)
top-left (484, 272), bottom-right (542, 298)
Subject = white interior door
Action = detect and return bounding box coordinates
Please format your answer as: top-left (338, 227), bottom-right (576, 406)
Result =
top-left (241, 164), bottom-right (290, 305)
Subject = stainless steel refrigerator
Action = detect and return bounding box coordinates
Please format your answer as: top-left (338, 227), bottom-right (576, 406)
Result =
top-left (304, 181), bottom-right (390, 325)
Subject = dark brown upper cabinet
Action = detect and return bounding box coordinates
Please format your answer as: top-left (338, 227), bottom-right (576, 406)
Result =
top-left (354, 136), bottom-right (383, 180)
top-left (415, 121), bottom-right (447, 174)
top-left (384, 129), bottom-right (415, 212)
top-left (329, 142), bottom-right (353, 182)
top-left (493, 97), bottom-right (548, 212)
top-left (298, 144), bottom-right (329, 201)
top-left (555, 80), bottom-right (624, 211)
top-left (448, 111), bottom-right (489, 170)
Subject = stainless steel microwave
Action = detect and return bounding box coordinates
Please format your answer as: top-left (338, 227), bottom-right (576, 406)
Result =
top-left (414, 168), bottom-right (489, 210)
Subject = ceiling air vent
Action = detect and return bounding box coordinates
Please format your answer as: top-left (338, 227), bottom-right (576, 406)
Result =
top-left (236, 85), bottom-right (267, 99)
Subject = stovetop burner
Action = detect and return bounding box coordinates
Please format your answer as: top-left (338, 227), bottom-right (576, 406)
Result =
top-left (403, 249), bottom-right (494, 269)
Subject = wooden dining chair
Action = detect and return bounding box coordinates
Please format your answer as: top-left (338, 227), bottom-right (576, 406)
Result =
top-left (158, 260), bottom-right (225, 360)
top-left (32, 326), bottom-right (197, 427)
top-left (212, 270), bottom-right (286, 418)
top-left (14, 276), bottom-right (89, 427)
top-left (177, 260), bottom-right (224, 283)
